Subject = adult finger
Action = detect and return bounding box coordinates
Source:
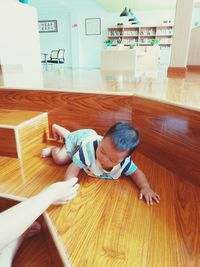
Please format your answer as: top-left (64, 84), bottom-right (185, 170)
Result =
top-left (66, 177), bottom-right (79, 187)
top-left (65, 184), bottom-right (79, 197)
top-left (55, 191), bottom-right (78, 204)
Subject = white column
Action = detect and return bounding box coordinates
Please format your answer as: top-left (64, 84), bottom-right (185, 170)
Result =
top-left (0, 2), bottom-right (43, 88)
top-left (169, 0), bottom-right (194, 68)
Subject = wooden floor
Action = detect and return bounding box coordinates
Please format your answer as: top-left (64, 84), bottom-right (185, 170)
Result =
top-left (41, 67), bottom-right (200, 111)
top-left (0, 194), bottom-right (69, 267)
top-left (0, 151), bottom-right (199, 267)
top-left (13, 231), bottom-right (51, 267)
top-left (0, 66), bottom-right (200, 266)
top-left (0, 66), bottom-right (200, 111)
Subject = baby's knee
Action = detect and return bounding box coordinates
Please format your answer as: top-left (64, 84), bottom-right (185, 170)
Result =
top-left (53, 158), bottom-right (66, 165)
top-left (52, 148), bottom-right (62, 163)
top-left (52, 123), bottom-right (58, 130)
top-left (52, 155), bottom-right (66, 165)
top-left (52, 147), bottom-right (69, 165)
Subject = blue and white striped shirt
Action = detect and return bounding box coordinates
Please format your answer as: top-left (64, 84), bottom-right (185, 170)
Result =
top-left (72, 134), bottom-right (137, 179)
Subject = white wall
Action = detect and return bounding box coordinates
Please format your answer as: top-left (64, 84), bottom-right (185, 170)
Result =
top-left (0, 2), bottom-right (43, 88)
top-left (73, 9), bottom-right (175, 69)
top-left (37, 8), bottom-right (72, 67)
top-left (35, 3), bottom-right (106, 69)
top-left (104, 9), bottom-right (175, 28)
top-left (78, 13), bottom-right (106, 69)
top-left (187, 26), bottom-right (200, 65)
top-left (5, 2), bottom-right (199, 70)
top-left (192, 7), bottom-right (200, 27)
top-left (30, 0), bottom-right (176, 69)
top-left (187, 8), bottom-right (200, 65)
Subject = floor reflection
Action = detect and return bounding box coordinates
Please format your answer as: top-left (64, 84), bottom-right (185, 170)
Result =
top-left (0, 64), bottom-right (200, 111)
top-left (42, 66), bottom-right (200, 110)
top-left (0, 63), bottom-right (43, 89)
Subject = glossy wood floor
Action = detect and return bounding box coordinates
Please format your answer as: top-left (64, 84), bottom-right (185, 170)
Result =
top-left (0, 66), bottom-right (200, 111)
top-left (0, 150), bottom-right (199, 267)
top-left (0, 198), bottom-right (51, 267)
top-left (0, 65), bottom-right (199, 266)
top-left (41, 66), bottom-right (200, 112)
top-left (0, 195), bottom-right (69, 267)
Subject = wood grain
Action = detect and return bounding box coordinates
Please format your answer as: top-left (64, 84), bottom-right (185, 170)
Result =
top-left (0, 89), bottom-right (199, 186)
top-left (0, 127), bottom-right (17, 157)
top-left (132, 96), bottom-right (200, 186)
top-left (0, 152), bottom-right (199, 267)
top-left (18, 113), bottom-right (49, 159)
top-left (187, 65), bottom-right (200, 72)
top-left (0, 197), bottom-right (54, 267)
top-left (167, 67), bottom-right (187, 77)
top-left (49, 153), bottom-right (200, 267)
top-left (0, 109), bottom-right (48, 159)
top-left (0, 109), bottom-right (44, 126)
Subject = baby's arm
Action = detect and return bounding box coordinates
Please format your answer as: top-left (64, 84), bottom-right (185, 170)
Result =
top-left (52, 124), bottom-right (70, 140)
top-left (130, 169), bottom-right (160, 205)
top-left (64, 162), bottom-right (81, 181)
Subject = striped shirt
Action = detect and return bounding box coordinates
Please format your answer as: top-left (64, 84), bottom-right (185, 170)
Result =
top-left (72, 134), bottom-right (137, 179)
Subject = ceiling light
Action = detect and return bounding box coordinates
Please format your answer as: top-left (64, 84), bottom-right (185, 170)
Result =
top-left (120, 7), bottom-right (130, 17)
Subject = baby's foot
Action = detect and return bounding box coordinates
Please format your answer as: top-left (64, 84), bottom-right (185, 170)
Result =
top-left (41, 147), bottom-right (53, 158)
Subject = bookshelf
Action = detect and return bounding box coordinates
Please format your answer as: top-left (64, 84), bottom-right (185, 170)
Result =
top-left (107, 25), bottom-right (174, 47)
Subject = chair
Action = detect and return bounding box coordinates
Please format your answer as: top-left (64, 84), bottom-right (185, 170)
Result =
top-left (47, 49), bottom-right (65, 64)
top-left (57, 49), bottom-right (65, 63)
top-left (41, 53), bottom-right (49, 64)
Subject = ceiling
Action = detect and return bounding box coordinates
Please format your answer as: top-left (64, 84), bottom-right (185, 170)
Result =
top-left (29, 0), bottom-right (177, 12)
top-left (96, 0), bottom-right (177, 11)
top-left (29, 0), bottom-right (98, 11)
top-left (29, 0), bottom-right (200, 12)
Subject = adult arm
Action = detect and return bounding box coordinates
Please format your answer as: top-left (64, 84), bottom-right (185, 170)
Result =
top-left (0, 178), bottom-right (79, 250)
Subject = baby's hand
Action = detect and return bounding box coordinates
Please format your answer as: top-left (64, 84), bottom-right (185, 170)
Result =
top-left (139, 185), bottom-right (160, 205)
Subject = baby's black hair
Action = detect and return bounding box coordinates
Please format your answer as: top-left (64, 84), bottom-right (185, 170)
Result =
top-left (104, 121), bottom-right (140, 155)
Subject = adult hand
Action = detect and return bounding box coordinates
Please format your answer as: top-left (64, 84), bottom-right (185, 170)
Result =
top-left (47, 177), bottom-right (80, 204)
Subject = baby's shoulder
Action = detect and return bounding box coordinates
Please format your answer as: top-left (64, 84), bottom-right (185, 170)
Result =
top-left (82, 134), bottom-right (102, 146)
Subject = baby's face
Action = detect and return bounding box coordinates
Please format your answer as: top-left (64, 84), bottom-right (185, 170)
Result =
top-left (96, 137), bottom-right (129, 170)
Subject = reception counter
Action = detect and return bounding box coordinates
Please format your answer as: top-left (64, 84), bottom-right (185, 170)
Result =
top-left (101, 46), bottom-right (160, 72)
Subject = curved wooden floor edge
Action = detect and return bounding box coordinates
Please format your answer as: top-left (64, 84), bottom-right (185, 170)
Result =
top-left (0, 88), bottom-right (199, 187)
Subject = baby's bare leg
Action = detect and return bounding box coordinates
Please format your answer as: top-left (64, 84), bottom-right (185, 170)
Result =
top-left (41, 124), bottom-right (71, 158)
top-left (41, 145), bottom-right (70, 165)
top-left (52, 124), bottom-right (70, 140)
top-left (51, 145), bottom-right (71, 165)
